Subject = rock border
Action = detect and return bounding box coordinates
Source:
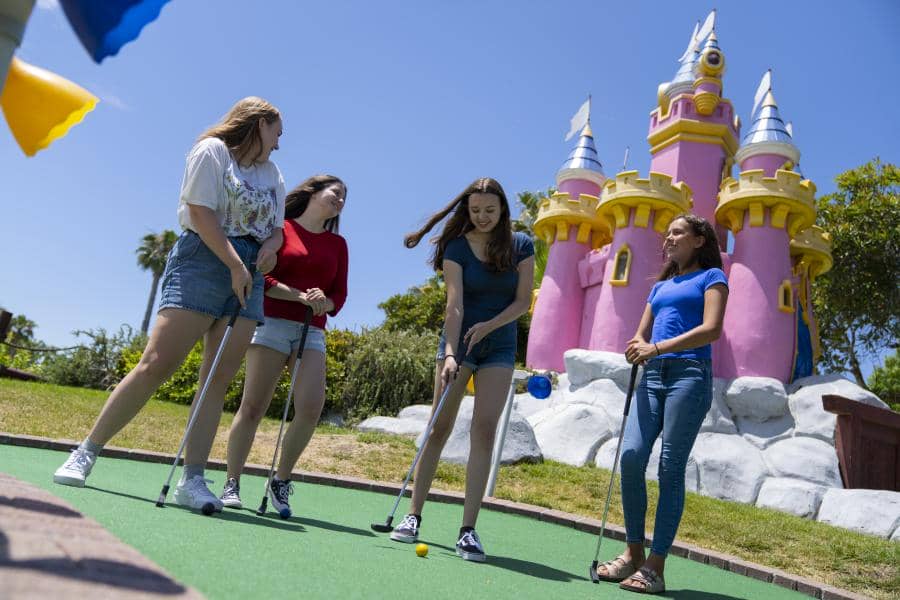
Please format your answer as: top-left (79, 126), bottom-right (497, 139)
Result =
top-left (0, 432), bottom-right (868, 600)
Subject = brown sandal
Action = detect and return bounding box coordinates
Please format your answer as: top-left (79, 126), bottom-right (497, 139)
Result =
top-left (595, 554), bottom-right (637, 582)
top-left (620, 566), bottom-right (666, 594)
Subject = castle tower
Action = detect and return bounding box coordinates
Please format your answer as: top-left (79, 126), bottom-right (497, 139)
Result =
top-left (648, 15), bottom-right (739, 247)
top-left (790, 226), bottom-right (832, 379)
top-left (585, 171), bottom-right (692, 352)
top-left (527, 124), bottom-right (610, 372)
top-left (715, 86), bottom-right (818, 381)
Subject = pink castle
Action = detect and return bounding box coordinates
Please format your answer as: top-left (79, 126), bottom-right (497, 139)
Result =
top-left (526, 11), bottom-right (833, 383)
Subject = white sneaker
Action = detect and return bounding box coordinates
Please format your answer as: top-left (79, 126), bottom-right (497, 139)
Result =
top-left (268, 477), bottom-right (294, 519)
top-left (390, 514), bottom-right (420, 543)
top-left (456, 529), bottom-right (486, 562)
top-left (174, 476), bottom-right (224, 512)
top-left (53, 447), bottom-right (97, 487)
top-left (220, 477), bottom-right (242, 509)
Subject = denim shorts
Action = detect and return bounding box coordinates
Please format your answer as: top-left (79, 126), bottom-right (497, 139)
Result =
top-left (251, 316), bottom-right (326, 355)
top-left (436, 332), bottom-right (515, 371)
top-left (158, 230), bottom-right (264, 324)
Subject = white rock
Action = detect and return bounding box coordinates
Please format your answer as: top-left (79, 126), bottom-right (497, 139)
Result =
top-left (414, 397), bottom-right (542, 465)
top-left (512, 393), bottom-right (554, 419)
top-left (700, 378), bottom-right (738, 434)
top-left (756, 477), bottom-right (826, 519)
top-left (397, 404), bottom-right (432, 422)
top-left (762, 438), bottom-right (842, 488)
top-left (531, 404), bottom-right (615, 466)
top-left (725, 377), bottom-right (788, 422)
top-left (735, 413), bottom-right (795, 449)
top-left (564, 349), bottom-right (637, 389)
top-left (562, 378), bottom-right (626, 418)
top-left (817, 489), bottom-right (900, 539)
top-left (692, 432), bottom-right (769, 503)
top-left (594, 437), bottom-right (699, 492)
top-left (357, 416), bottom-right (426, 437)
top-left (789, 375), bottom-right (889, 444)
top-left (788, 374), bottom-right (889, 407)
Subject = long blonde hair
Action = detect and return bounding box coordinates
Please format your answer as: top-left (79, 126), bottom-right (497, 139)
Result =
top-left (199, 96), bottom-right (280, 164)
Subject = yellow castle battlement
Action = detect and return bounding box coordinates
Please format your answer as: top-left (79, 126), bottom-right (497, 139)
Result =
top-left (790, 225), bottom-right (833, 280)
top-left (598, 170), bottom-right (693, 233)
top-left (533, 192), bottom-right (610, 248)
top-left (716, 168), bottom-right (817, 236)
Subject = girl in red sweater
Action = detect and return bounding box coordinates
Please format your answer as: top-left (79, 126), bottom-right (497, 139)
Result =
top-left (221, 174), bottom-right (348, 516)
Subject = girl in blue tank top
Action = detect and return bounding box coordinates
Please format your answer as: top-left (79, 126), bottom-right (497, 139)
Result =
top-left (389, 177), bottom-right (534, 563)
top-left (596, 214), bottom-right (728, 594)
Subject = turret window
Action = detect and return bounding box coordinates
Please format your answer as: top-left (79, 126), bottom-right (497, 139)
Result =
top-left (611, 244), bottom-right (632, 287)
top-left (778, 280), bottom-right (794, 313)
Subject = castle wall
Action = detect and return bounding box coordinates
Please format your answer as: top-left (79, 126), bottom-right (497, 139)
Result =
top-left (718, 211), bottom-right (795, 381)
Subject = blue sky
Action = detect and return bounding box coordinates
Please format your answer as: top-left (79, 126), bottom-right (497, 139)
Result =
top-left (2, 1), bottom-right (898, 377)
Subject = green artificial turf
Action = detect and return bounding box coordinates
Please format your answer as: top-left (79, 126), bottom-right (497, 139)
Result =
top-left (0, 444), bottom-right (806, 599)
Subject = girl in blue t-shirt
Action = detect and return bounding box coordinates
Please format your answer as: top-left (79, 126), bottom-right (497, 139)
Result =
top-left (596, 214), bottom-right (728, 594)
top-left (389, 177), bottom-right (534, 563)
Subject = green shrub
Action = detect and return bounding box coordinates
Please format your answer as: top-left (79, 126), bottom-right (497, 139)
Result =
top-left (115, 327), bottom-right (359, 420)
top-left (341, 327), bottom-right (438, 421)
top-left (43, 327), bottom-right (143, 390)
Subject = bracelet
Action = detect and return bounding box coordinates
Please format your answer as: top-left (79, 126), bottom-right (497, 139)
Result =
top-left (444, 354), bottom-right (456, 360)
top-left (653, 343), bottom-right (661, 356)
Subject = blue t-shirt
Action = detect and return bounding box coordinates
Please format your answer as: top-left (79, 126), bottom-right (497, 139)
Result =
top-left (443, 231), bottom-right (535, 352)
top-left (647, 267), bottom-right (728, 360)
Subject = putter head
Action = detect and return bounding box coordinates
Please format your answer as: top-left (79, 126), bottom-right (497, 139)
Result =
top-left (590, 560), bottom-right (600, 583)
top-left (256, 497), bottom-right (268, 516)
top-left (370, 517), bottom-right (393, 533)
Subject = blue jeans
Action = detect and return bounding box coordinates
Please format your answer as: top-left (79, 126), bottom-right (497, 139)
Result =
top-left (620, 357), bottom-right (712, 557)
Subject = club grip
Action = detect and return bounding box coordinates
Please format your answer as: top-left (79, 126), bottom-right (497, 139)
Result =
top-left (623, 364), bottom-right (639, 417)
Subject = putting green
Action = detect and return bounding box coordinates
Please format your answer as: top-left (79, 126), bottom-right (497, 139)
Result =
top-left (1, 444), bottom-right (805, 599)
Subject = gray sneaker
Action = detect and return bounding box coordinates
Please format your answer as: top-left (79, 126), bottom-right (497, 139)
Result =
top-left (53, 447), bottom-right (97, 487)
top-left (390, 514), bottom-right (420, 543)
top-left (220, 477), bottom-right (242, 509)
top-left (456, 529), bottom-right (486, 562)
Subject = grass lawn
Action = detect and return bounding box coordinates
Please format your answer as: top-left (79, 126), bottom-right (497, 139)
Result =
top-left (1, 378), bottom-right (897, 599)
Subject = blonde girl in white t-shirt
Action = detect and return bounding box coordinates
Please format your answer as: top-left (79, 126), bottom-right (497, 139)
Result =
top-left (53, 97), bottom-right (286, 514)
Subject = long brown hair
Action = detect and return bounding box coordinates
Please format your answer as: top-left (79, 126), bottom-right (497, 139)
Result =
top-left (284, 174), bottom-right (346, 233)
top-left (657, 213), bottom-right (723, 281)
top-left (404, 177), bottom-right (514, 272)
top-left (199, 97), bottom-right (280, 165)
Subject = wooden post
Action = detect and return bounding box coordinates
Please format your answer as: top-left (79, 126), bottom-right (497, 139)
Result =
top-left (823, 394), bottom-right (900, 491)
top-left (0, 310), bottom-right (11, 345)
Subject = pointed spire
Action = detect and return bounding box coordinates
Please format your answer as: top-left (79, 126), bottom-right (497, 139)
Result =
top-left (667, 11), bottom-right (716, 94)
top-left (703, 30), bottom-right (720, 51)
top-left (742, 89), bottom-right (795, 145)
top-left (558, 123), bottom-right (604, 177)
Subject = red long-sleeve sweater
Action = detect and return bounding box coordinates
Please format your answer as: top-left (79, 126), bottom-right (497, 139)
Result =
top-left (263, 219), bottom-right (348, 329)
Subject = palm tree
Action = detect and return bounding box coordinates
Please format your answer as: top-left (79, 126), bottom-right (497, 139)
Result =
top-left (136, 230), bottom-right (178, 335)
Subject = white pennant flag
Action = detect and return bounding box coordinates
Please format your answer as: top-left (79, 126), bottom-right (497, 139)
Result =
top-left (786, 121), bottom-right (793, 137)
top-left (565, 98), bottom-right (590, 141)
top-left (678, 20), bottom-right (700, 62)
top-left (695, 9), bottom-right (716, 49)
top-left (752, 70), bottom-right (772, 117)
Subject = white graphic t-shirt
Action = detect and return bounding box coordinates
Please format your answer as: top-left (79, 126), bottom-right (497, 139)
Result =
top-left (177, 137), bottom-right (285, 242)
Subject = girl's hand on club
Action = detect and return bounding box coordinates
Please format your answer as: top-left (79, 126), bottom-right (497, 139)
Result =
top-left (255, 246), bottom-right (277, 274)
top-left (440, 355), bottom-right (459, 389)
top-left (463, 322), bottom-right (492, 348)
top-left (305, 288), bottom-right (327, 316)
top-left (230, 264), bottom-right (252, 308)
top-left (625, 340), bottom-right (657, 365)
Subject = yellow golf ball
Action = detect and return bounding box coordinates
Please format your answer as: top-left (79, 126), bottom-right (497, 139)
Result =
top-left (415, 543), bottom-right (429, 557)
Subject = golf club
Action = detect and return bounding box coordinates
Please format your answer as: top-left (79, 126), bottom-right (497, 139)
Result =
top-left (371, 355), bottom-right (465, 533)
top-left (590, 362), bottom-right (640, 582)
top-left (257, 305), bottom-right (312, 518)
top-left (156, 301), bottom-right (243, 515)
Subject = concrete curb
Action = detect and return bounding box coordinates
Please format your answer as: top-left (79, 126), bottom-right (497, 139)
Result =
top-left (1, 432), bottom-right (869, 600)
